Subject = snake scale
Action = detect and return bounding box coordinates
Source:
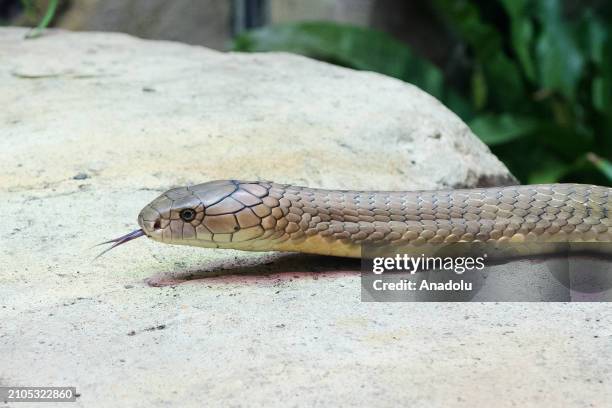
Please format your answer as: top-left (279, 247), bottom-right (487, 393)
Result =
top-left (102, 180), bottom-right (612, 259)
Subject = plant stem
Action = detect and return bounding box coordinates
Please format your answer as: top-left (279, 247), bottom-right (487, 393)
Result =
top-left (25, 0), bottom-right (59, 39)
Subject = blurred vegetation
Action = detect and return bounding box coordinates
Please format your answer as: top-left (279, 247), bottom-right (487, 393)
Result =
top-left (234, 0), bottom-right (612, 186)
top-left (5, 0), bottom-right (59, 37)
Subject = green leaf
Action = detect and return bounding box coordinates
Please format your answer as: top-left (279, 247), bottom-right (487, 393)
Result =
top-left (527, 158), bottom-right (571, 184)
top-left (468, 114), bottom-right (539, 145)
top-left (510, 18), bottom-right (536, 82)
top-left (490, 140), bottom-right (569, 183)
top-left (431, 0), bottom-right (525, 110)
top-left (536, 120), bottom-right (594, 157)
top-left (534, 0), bottom-right (585, 100)
top-left (498, 0), bottom-right (536, 81)
top-left (592, 77), bottom-right (606, 112)
top-left (588, 153), bottom-right (612, 182)
top-left (577, 10), bottom-right (607, 65)
top-left (232, 22), bottom-right (447, 100)
top-left (24, 0), bottom-right (59, 39)
top-left (471, 64), bottom-right (487, 109)
top-left (444, 89), bottom-right (475, 120)
top-left (591, 30), bottom-right (612, 113)
top-left (497, 0), bottom-right (528, 18)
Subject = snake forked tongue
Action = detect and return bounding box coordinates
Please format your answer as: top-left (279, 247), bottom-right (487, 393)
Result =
top-left (94, 229), bottom-right (145, 260)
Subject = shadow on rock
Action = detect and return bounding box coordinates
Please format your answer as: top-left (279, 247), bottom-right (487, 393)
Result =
top-left (145, 253), bottom-right (361, 287)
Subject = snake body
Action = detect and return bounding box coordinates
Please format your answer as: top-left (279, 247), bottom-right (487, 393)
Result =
top-left (135, 180), bottom-right (612, 258)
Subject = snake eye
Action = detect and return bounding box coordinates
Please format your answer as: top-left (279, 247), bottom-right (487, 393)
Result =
top-left (180, 208), bottom-right (196, 222)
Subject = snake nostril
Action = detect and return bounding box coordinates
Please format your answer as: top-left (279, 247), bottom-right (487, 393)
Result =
top-left (153, 220), bottom-right (161, 230)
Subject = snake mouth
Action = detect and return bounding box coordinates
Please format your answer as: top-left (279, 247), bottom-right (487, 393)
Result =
top-left (137, 206), bottom-right (166, 239)
top-left (94, 229), bottom-right (146, 260)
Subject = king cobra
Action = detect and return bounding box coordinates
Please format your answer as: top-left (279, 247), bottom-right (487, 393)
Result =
top-left (98, 180), bottom-right (612, 259)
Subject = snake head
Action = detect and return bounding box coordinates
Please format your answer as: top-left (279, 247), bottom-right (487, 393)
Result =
top-left (138, 180), bottom-right (271, 249)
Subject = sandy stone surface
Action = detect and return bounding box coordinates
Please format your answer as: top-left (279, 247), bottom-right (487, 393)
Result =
top-left (1, 27), bottom-right (610, 407)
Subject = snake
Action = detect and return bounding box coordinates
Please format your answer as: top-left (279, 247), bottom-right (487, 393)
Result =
top-left (98, 180), bottom-right (612, 259)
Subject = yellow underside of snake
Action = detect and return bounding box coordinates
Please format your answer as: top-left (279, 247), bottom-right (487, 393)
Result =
top-left (101, 180), bottom-right (612, 259)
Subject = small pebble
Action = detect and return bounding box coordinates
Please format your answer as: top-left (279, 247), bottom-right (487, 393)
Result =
top-left (73, 172), bottom-right (89, 180)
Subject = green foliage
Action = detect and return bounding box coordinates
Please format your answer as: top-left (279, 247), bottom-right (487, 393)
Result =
top-left (234, 23), bottom-right (445, 103)
top-left (20, 0), bottom-right (58, 39)
top-left (588, 153), bottom-right (612, 180)
top-left (233, 1), bottom-right (612, 185)
top-left (233, 21), bottom-right (473, 120)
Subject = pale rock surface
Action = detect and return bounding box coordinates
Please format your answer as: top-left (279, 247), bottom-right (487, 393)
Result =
top-left (1, 28), bottom-right (610, 407)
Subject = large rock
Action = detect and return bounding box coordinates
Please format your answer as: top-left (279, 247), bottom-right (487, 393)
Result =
top-left (2, 28), bottom-right (514, 193)
top-left (2, 28), bottom-right (609, 407)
